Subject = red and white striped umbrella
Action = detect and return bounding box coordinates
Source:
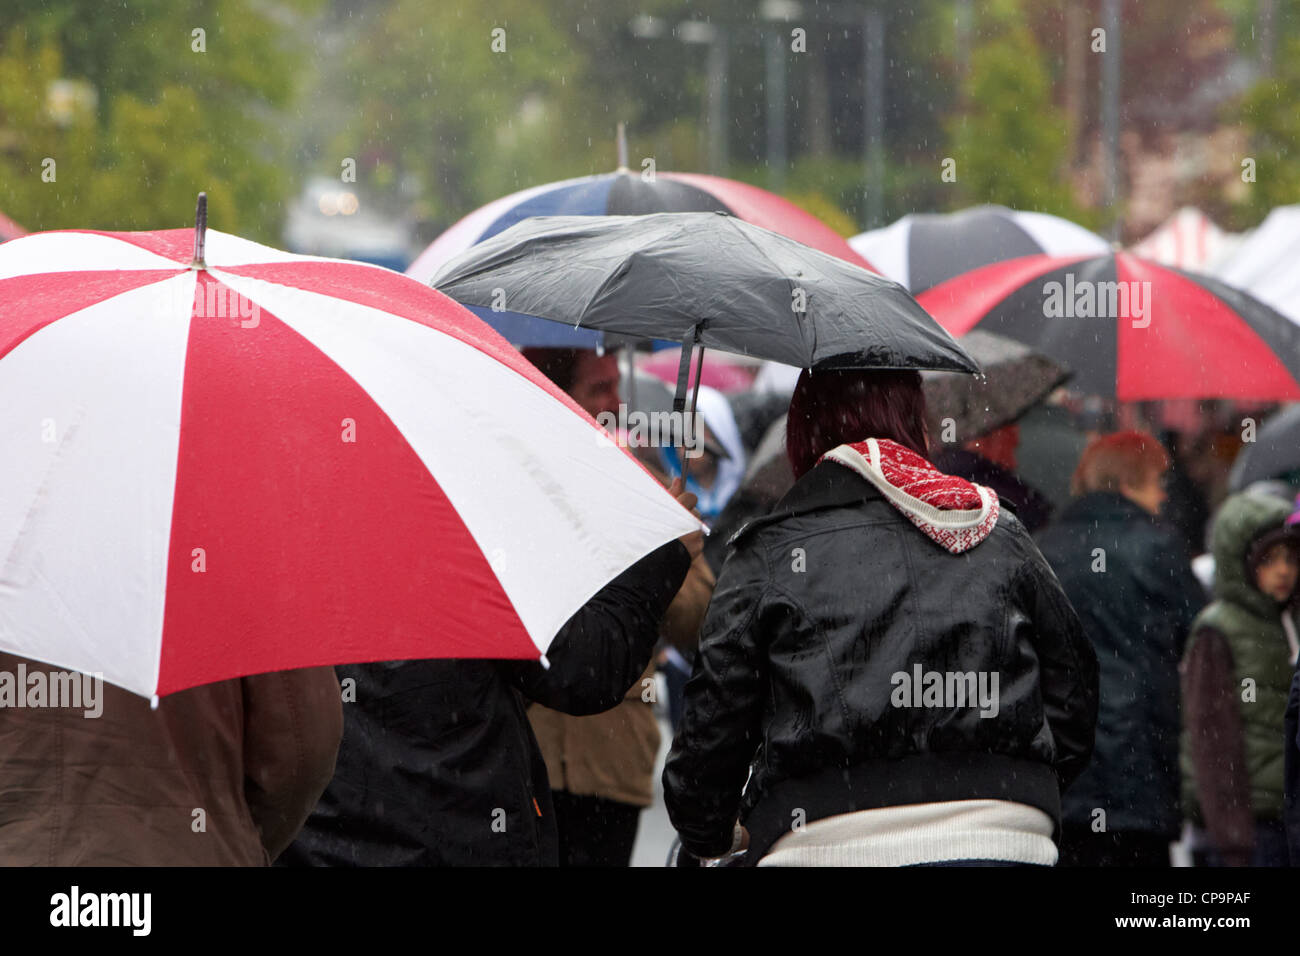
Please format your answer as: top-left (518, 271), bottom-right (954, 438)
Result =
top-left (1130, 207), bottom-right (1239, 272)
top-left (0, 218), bottom-right (701, 701)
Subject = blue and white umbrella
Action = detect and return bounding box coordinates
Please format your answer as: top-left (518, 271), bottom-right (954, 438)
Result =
top-left (409, 169), bottom-right (875, 349)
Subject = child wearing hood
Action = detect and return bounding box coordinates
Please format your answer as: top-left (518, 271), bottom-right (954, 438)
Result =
top-left (1182, 492), bottom-right (1300, 867)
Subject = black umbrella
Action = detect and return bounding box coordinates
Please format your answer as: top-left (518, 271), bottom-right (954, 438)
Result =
top-left (1228, 404), bottom-right (1300, 491)
top-left (922, 330), bottom-right (1072, 444)
top-left (432, 213), bottom-right (978, 407)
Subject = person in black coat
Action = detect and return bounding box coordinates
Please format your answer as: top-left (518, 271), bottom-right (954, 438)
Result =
top-left (1281, 503), bottom-right (1300, 864)
top-left (281, 534), bottom-right (694, 867)
top-left (1036, 431), bottom-right (1205, 866)
top-left (1286, 660), bottom-right (1300, 864)
top-left (663, 369), bottom-right (1098, 867)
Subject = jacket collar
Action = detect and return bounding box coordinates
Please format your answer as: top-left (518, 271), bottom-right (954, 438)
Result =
top-left (728, 462), bottom-right (879, 547)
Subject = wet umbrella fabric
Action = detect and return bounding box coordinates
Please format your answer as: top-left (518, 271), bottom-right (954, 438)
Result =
top-left (849, 205), bottom-right (1109, 295)
top-left (432, 213), bottom-right (978, 375)
top-left (408, 170), bottom-right (875, 283)
top-left (917, 251), bottom-right (1300, 400)
top-left (407, 170), bottom-right (875, 350)
top-left (921, 329), bottom-right (1072, 442)
top-left (0, 227), bottom-right (701, 700)
top-left (1228, 404), bottom-right (1300, 491)
top-left (1214, 204), bottom-right (1300, 327)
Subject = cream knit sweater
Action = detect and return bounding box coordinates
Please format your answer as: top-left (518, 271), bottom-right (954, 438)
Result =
top-left (756, 799), bottom-right (1057, 867)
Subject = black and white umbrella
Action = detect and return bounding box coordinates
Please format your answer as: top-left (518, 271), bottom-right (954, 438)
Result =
top-left (849, 205), bottom-right (1110, 295)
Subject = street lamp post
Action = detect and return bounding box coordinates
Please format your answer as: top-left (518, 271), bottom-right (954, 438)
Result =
top-left (635, 18), bottom-right (729, 175)
top-left (765, 30), bottom-right (788, 191)
top-left (635, 3), bottom-right (887, 202)
top-left (864, 8), bottom-right (886, 228)
top-left (704, 29), bottom-right (729, 175)
top-left (1100, 0), bottom-right (1122, 241)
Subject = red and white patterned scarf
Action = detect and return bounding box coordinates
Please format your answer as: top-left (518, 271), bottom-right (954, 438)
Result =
top-left (820, 438), bottom-right (1000, 554)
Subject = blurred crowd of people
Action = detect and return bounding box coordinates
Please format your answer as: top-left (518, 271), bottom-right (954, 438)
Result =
top-left (3, 343), bottom-right (1298, 868)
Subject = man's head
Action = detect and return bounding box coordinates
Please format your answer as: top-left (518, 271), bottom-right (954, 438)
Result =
top-left (1071, 430), bottom-right (1170, 516)
top-left (521, 347), bottom-right (621, 419)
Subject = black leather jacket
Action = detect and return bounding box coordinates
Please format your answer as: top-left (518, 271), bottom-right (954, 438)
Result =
top-left (663, 461), bottom-right (1098, 862)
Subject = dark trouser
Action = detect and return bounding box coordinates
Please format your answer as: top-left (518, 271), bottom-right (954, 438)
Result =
top-left (552, 791), bottom-right (641, 867)
top-left (1058, 826), bottom-right (1172, 867)
top-left (1190, 820), bottom-right (1291, 867)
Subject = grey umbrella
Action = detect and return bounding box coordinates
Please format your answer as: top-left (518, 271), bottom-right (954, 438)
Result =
top-left (431, 212), bottom-right (979, 400)
top-left (921, 330), bottom-right (1072, 445)
top-left (1228, 404), bottom-right (1300, 491)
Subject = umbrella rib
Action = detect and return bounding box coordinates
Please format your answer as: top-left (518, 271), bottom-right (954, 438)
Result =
top-left (573, 239), bottom-right (644, 333)
top-left (723, 215), bottom-right (818, 364)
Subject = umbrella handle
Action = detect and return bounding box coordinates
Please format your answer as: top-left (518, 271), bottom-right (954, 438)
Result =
top-left (672, 330), bottom-right (694, 414)
top-left (672, 327), bottom-right (705, 483)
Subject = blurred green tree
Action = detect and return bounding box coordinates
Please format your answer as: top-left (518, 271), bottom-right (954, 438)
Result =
top-left (0, 0), bottom-right (320, 239)
top-left (311, 0), bottom-right (702, 235)
top-left (1236, 32), bottom-right (1300, 221)
top-left (944, 0), bottom-right (1087, 223)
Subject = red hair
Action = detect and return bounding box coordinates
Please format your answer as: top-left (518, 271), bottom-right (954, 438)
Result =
top-left (1071, 430), bottom-right (1170, 496)
top-left (786, 368), bottom-right (929, 479)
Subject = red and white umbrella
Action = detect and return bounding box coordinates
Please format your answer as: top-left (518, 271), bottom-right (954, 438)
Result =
top-left (0, 213), bottom-right (701, 701)
top-left (1130, 207), bottom-right (1240, 272)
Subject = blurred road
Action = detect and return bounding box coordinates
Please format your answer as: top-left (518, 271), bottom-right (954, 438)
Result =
top-left (630, 686), bottom-right (677, 867)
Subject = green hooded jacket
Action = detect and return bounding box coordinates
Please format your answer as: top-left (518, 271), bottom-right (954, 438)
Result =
top-left (1181, 493), bottom-right (1296, 822)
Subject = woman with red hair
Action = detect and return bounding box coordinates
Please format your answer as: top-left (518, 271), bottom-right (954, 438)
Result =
top-left (664, 368), bottom-right (1098, 866)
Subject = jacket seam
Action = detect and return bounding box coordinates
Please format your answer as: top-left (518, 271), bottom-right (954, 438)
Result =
top-left (766, 577), bottom-right (857, 738)
top-left (1013, 555), bottom-right (1089, 766)
top-left (698, 580), bottom-right (773, 733)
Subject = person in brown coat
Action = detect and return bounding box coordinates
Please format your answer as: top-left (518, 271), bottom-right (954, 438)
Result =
top-left (0, 652), bottom-right (342, 865)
